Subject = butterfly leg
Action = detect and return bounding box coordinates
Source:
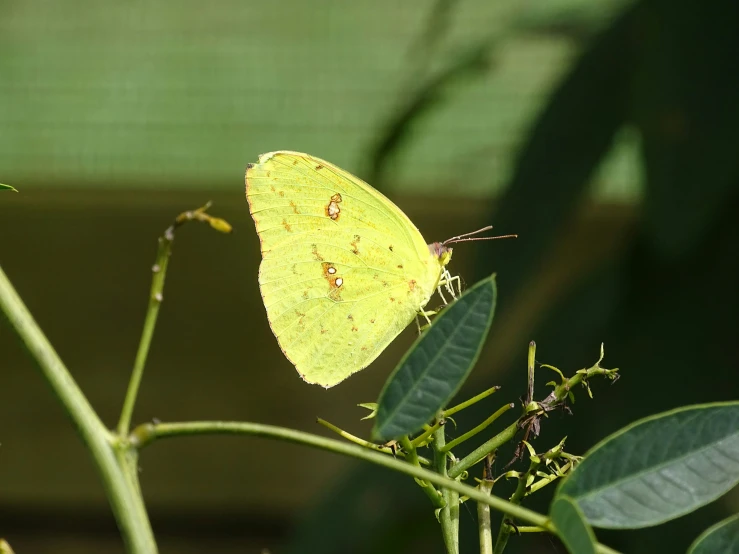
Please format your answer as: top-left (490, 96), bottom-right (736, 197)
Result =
top-left (445, 274), bottom-right (462, 297)
top-left (416, 309), bottom-right (437, 333)
top-left (437, 270), bottom-right (462, 302)
top-left (436, 283), bottom-right (449, 305)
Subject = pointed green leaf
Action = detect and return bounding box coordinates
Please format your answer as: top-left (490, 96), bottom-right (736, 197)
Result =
top-left (372, 275), bottom-right (497, 442)
top-left (557, 402), bottom-right (739, 529)
top-left (688, 513), bottom-right (739, 554)
top-left (550, 495), bottom-right (597, 554)
top-left (0, 183), bottom-right (17, 192)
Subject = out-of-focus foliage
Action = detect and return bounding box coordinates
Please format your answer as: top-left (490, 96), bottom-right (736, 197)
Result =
top-left (285, 0), bottom-right (739, 552)
top-left (0, 0), bottom-right (633, 197)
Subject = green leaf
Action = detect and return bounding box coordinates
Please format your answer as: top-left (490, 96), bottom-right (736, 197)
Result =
top-left (557, 402), bottom-right (739, 529)
top-left (687, 513), bottom-right (739, 554)
top-left (372, 275), bottom-right (497, 442)
top-left (550, 495), bottom-right (597, 554)
top-left (0, 183), bottom-right (17, 192)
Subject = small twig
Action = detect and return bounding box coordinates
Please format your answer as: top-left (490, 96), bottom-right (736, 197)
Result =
top-left (441, 403), bottom-right (514, 453)
top-left (412, 417), bottom-right (445, 447)
top-left (117, 203), bottom-right (231, 436)
top-left (433, 426), bottom-right (458, 554)
top-left (477, 454), bottom-right (495, 554)
top-left (449, 421), bottom-right (518, 479)
top-left (494, 443), bottom-right (542, 554)
top-left (317, 418), bottom-right (431, 466)
top-left (443, 386), bottom-right (501, 418)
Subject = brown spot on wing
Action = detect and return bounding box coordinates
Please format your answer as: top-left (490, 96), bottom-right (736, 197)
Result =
top-left (316, 164), bottom-right (324, 170)
top-left (282, 219), bottom-right (292, 232)
top-left (326, 193), bottom-right (342, 220)
top-left (278, 191), bottom-right (285, 197)
top-left (289, 201), bottom-right (300, 214)
top-left (409, 279), bottom-right (416, 291)
top-left (321, 262), bottom-right (343, 299)
top-left (351, 326), bottom-right (358, 332)
top-left (350, 234), bottom-right (360, 255)
top-left (389, 245), bottom-right (394, 252)
top-left (312, 245), bottom-right (324, 261)
top-left (246, 163), bottom-right (254, 169)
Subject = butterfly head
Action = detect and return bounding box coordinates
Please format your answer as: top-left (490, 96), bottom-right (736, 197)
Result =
top-left (428, 242), bottom-right (453, 268)
top-left (429, 226), bottom-right (517, 269)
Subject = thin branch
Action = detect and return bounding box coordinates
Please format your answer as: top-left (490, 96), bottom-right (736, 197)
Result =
top-left (0, 265), bottom-right (156, 553)
top-left (433, 426), bottom-right (458, 554)
top-left (130, 420), bottom-right (550, 528)
top-left (449, 421), bottom-right (519, 479)
top-left (441, 403), bottom-right (514, 453)
top-left (117, 203), bottom-right (231, 436)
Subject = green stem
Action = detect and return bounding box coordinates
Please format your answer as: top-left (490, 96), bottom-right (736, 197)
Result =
top-left (0, 265), bottom-right (156, 553)
top-left (449, 421), bottom-right (519, 479)
top-left (433, 426), bottom-right (458, 554)
top-left (399, 436), bottom-right (445, 508)
top-left (318, 418), bottom-right (431, 465)
top-left (116, 203), bottom-right (232, 437)
top-left (478, 479), bottom-right (494, 554)
top-left (493, 453), bottom-right (541, 554)
top-left (441, 403), bottom-right (514, 453)
top-left (131, 420), bottom-right (623, 554)
top-left (411, 418), bottom-right (444, 447)
top-left (131, 421), bottom-right (548, 527)
top-left (117, 233), bottom-right (172, 436)
top-left (443, 386), bottom-right (501, 417)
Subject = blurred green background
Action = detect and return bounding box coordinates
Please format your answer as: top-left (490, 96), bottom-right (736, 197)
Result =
top-left (0, 0), bottom-right (737, 552)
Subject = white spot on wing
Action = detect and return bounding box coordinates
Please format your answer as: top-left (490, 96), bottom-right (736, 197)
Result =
top-left (335, 278), bottom-right (343, 287)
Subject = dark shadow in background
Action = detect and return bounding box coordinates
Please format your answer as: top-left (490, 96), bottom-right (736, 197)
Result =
top-left (284, 0), bottom-right (739, 552)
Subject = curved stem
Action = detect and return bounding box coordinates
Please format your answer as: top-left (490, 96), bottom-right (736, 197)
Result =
top-left (0, 265), bottom-right (156, 553)
top-left (130, 422), bottom-right (622, 554)
top-left (131, 420), bottom-right (550, 527)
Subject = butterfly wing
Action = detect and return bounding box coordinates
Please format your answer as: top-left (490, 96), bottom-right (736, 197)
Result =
top-left (246, 151), bottom-right (441, 387)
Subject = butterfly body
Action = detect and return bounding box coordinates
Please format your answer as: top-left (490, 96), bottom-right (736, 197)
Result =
top-left (246, 151), bottom-right (451, 388)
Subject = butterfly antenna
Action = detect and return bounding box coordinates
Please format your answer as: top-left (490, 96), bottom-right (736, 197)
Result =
top-left (443, 226), bottom-right (517, 245)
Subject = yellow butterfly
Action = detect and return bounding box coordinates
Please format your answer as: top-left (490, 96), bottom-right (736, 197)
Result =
top-left (245, 151), bottom-right (513, 388)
